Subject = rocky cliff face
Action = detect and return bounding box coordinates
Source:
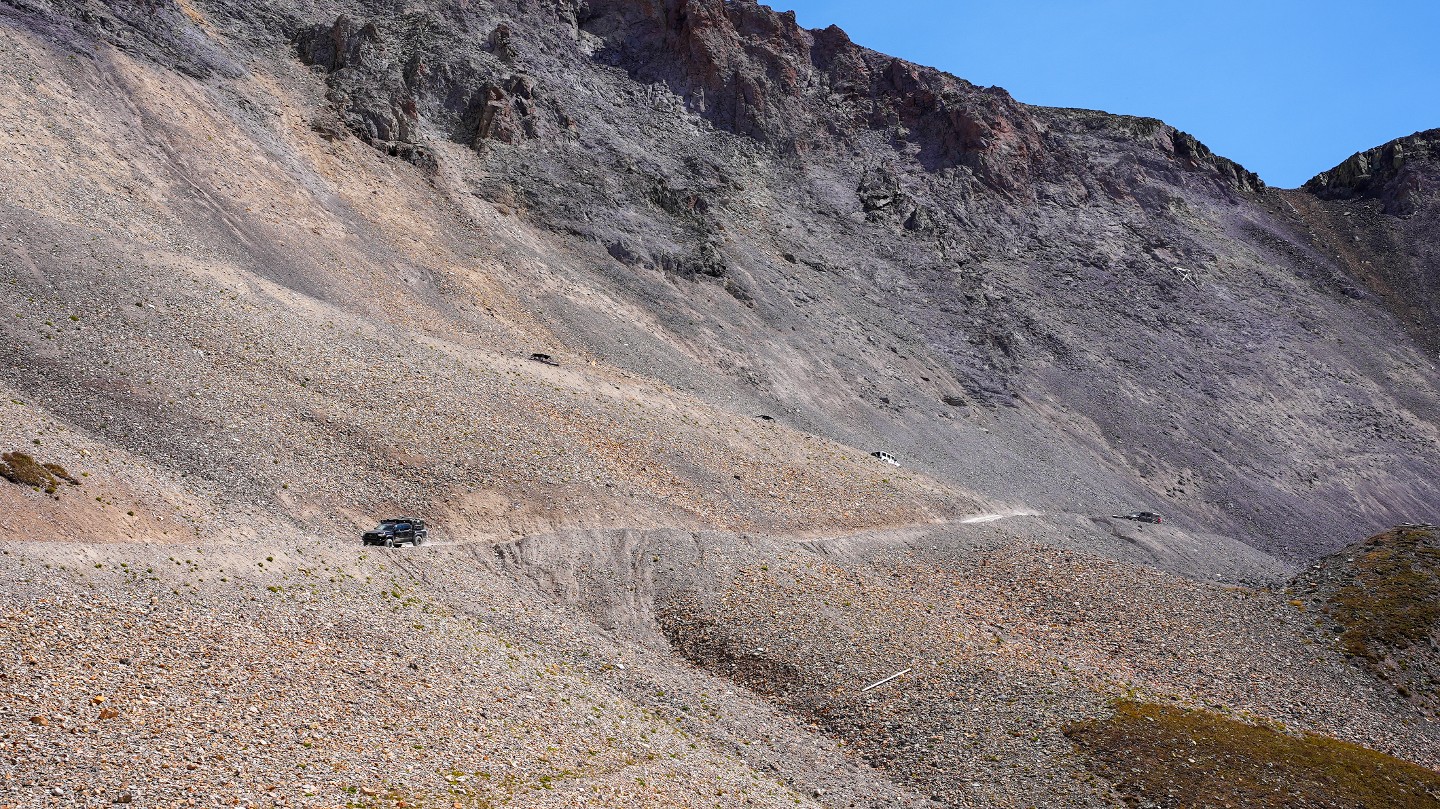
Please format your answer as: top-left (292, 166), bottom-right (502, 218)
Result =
top-left (1306, 130), bottom-right (1439, 216)
top-left (1299, 130), bottom-right (1440, 356)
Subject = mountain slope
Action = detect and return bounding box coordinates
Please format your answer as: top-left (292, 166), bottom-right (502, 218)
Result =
top-left (2, 0), bottom-right (1436, 557)
top-left (0, 0), bottom-right (988, 546)
top-left (2, 2), bottom-right (1440, 807)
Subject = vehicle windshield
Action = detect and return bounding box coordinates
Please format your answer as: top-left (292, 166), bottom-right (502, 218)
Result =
top-left (371, 519), bottom-right (417, 530)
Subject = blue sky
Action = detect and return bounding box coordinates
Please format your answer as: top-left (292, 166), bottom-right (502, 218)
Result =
top-left (775, 1), bottom-right (1440, 188)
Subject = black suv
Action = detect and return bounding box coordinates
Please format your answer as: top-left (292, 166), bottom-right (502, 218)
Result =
top-left (362, 518), bottom-right (429, 547)
top-left (1114, 512), bottom-right (1163, 525)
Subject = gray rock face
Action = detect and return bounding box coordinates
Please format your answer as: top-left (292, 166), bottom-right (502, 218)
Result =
top-left (1300, 132), bottom-right (1440, 356)
top-left (1306, 130), bottom-right (1439, 216)
top-left (387, 0), bottom-right (1431, 558)
top-left (296, 15), bottom-right (432, 163)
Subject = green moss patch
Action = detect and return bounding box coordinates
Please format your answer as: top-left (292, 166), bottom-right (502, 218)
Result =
top-left (1066, 700), bottom-right (1440, 809)
top-left (1327, 527), bottom-right (1440, 661)
top-left (0, 451), bottom-right (80, 495)
top-left (1307, 526), bottom-right (1440, 714)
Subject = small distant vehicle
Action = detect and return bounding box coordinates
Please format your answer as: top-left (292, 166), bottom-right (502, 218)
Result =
top-left (871, 451), bottom-right (901, 467)
top-left (1114, 512), bottom-right (1163, 525)
top-left (362, 518), bottom-right (429, 547)
top-left (529, 352), bottom-right (560, 367)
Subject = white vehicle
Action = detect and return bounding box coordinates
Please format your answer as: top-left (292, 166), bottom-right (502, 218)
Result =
top-left (870, 451), bottom-right (901, 467)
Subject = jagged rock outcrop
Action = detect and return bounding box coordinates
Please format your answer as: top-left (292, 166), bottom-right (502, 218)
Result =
top-left (578, 0), bottom-right (1260, 200)
top-left (1297, 131), bottom-right (1440, 354)
top-left (579, 0), bottom-right (1047, 195)
top-left (296, 12), bottom-right (555, 162)
top-left (466, 73), bottom-right (544, 144)
top-left (297, 15), bottom-right (431, 163)
top-left (1306, 129), bottom-right (1439, 216)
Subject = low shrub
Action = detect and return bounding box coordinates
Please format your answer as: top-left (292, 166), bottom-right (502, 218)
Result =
top-left (0, 451), bottom-right (81, 495)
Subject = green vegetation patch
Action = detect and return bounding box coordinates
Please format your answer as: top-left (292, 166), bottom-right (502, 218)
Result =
top-left (0, 451), bottom-right (80, 495)
top-left (1065, 699), bottom-right (1440, 809)
top-left (1327, 527), bottom-right (1440, 661)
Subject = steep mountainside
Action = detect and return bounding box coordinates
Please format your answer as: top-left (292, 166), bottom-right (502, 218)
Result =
top-left (3, 0), bottom-right (1435, 559)
top-left (1, 1), bottom-right (1438, 807)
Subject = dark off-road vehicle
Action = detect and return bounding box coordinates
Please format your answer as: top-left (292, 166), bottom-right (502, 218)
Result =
top-left (362, 518), bottom-right (429, 547)
top-left (1114, 511), bottom-right (1163, 525)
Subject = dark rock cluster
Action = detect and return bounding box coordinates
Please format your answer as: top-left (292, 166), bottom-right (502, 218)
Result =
top-left (1306, 129), bottom-right (1439, 217)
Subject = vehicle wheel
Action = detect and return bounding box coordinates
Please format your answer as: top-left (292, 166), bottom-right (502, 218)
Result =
top-left (384, 537), bottom-right (394, 548)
